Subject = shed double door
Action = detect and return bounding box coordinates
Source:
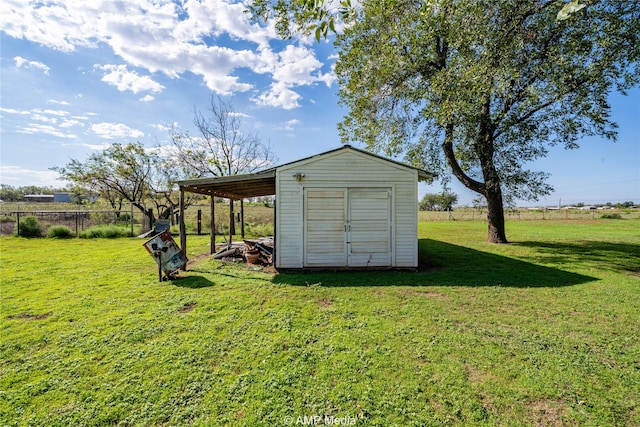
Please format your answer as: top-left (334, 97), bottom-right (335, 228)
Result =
top-left (304, 188), bottom-right (392, 267)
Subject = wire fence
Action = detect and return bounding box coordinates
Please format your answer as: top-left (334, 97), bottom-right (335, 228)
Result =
top-left (419, 208), bottom-right (640, 221)
top-left (1, 205), bottom-right (637, 237)
top-left (0, 202), bottom-right (275, 237)
top-left (0, 210), bottom-right (145, 236)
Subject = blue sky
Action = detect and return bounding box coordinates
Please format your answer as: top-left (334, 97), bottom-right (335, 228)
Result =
top-left (1, 0), bottom-right (638, 207)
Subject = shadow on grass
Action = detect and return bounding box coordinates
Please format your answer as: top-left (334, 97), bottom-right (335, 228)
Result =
top-left (172, 275), bottom-right (215, 289)
top-left (272, 239), bottom-right (597, 288)
top-left (512, 241), bottom-right (640, 273)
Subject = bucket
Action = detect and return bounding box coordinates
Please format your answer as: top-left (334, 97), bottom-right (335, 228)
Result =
top-left (245, 248), bottom-right (260, 264)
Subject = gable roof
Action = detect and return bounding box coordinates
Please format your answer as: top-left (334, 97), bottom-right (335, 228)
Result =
top-left (178, 145), bottom-right (435, 199)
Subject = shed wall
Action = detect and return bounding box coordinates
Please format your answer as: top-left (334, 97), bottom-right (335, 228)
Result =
top-left (275, 149), bottom-right (418, 268)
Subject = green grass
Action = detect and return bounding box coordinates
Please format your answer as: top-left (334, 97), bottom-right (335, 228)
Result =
top-left (1, 220), bottom-right (638, 426)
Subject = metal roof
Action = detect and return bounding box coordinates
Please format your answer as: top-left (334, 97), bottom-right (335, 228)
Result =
top-left (178, 169), bottom-right (276, 199)
top-left (177, 145), bottom-right (435, 199)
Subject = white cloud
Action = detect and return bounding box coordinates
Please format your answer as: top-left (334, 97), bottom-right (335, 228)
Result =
top-left (0, 165), bottom-right (65, 187)
top-left (18, 123), bottom-right (78, 139)
top-left (32, 114), bottom-right (59, 124)
top-left (0, 0), bottom-right (334, 109)
top-left (62, 142), bottom-right (110, 150)
top-left (0, 107), bottom-right (31, 115)
top-left (14, 56), bottom-right (50, 74)
top-left (95, 64), bottom-right (164, 94)
top-left (276, 119), bottom-right (301, 132)
top-left (251, 45), bottom-right (336, 108)
top-left (271, 45), bottom-right (332, 86)
top-left (31, 108), bottom-right (70, 117)
top-left (150, 122), bottom-right (173, 132)
top-left (139, 95), bottom-right (155, 102)
top-left (59, 119), bottom-right (84, 128)
top-left (91, 122), bottom-right (144, 139)
top-left (254, 82), bottom-right (303, 110)
top-left (47, 99), bottom-right (70, 105)
top-left (228, 112), bottom-right (251, 118)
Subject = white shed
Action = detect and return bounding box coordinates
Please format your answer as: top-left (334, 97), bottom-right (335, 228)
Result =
top-left (177, 145), bottom-right (434, 270)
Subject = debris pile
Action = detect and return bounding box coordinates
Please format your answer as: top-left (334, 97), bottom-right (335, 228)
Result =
top-left (212, 237), bottom-right (273, 265)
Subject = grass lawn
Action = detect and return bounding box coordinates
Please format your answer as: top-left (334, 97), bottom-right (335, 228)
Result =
top-left (1, 220), bottom-right (638, 426)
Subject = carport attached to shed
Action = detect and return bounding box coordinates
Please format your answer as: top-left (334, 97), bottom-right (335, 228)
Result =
top-left (177, 169), bottom-right (276, 256)
top-left (177, 145), bottom-right (434, 269)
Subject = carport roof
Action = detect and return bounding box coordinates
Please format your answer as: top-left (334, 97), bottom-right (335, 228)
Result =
top-left (178, 168), bottom-right (276, 199)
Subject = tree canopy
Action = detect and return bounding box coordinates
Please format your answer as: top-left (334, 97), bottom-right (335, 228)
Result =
top-left (252, 0), bottom-right (640, 242)
top-left (169, 95), bottom-right (276, 179)
top-left (52, 142), bottom-right (192, 220)
top-left (419, 192), bottom-right (459, 212)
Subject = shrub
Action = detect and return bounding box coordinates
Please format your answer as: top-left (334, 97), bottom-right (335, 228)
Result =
top-left (17, 216), bottom-right (43, 237)
top-left (48, 225), bottom-right (74, 238)
top-left (244, 222), bottom-right (274, 237)
top-left (0, 215), bottom-right (16, 223)
top-left (600, 213), bottom-right (623, 219)
top-left (79, 225), bottom-right (131, 238)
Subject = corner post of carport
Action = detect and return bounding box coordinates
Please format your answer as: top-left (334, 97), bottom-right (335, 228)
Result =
top-left (210, 195), bottom-right (215, 255)
top-left (179, 186), bottom-right (187, 270)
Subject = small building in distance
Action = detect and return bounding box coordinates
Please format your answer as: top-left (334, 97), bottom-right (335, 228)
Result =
top-left (24, 194), bottom-right (54, 203)
top-left (53, 192), bottom-right (73, 203)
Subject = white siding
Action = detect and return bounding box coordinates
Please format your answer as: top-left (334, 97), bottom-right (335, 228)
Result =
top-left (275, 148), bottom-right (419, 268)
top-left (347, 188), bottom-right (392, 267)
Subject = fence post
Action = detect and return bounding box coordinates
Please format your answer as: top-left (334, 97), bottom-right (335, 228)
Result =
top-left (179, 189), bottom-right (187, 271)
top-left (75, 212), bottom-right (79, 237)
top-left (197, 209), bottom-right (202, 235)
top-left (147, 208), bottom-right (153, 231)
top-left (210, 196), bottom-right (215, 255)
top-left (130, 203), bottom-right (134, 237)
top-left (16, 212), bottom-right (20, 237)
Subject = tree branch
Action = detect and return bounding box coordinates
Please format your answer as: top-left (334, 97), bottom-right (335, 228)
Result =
top-left (441, 123), bottom-right (486, 195)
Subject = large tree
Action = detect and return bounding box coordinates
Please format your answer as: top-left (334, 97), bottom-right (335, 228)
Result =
top-left (169, 95), bottom-right (276, 234)
top-left (252, 0), bottom-right (640, 242)
top-left (52, 142), bottom-right (191, 221)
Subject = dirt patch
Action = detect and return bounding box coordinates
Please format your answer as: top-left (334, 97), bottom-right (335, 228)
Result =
top-left (187, 253), bottom-right (210, 267)
top-left (398, 289), bottom-right (447, 298)
top-left (317, 298), bottom-right (333, 307)
top-left (527, 399), bottom-right (571, 427)
top-left (178, 302), bottom-right (197, 313)
top-left (465, 363), bottom-right (490, 385)
top-left (8, 312), bottom-right (52, 320)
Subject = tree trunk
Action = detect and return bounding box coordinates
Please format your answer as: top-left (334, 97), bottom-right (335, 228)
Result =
top-left (477, 98), bottom-right (508, 244)
top-left (485, 187), bottom-right (508, 243)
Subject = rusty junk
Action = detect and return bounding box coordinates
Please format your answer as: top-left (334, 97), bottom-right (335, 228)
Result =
top-left (143, 230), bottom-right (188, 281)
top-left (212, 237), bottom-right (273, 265)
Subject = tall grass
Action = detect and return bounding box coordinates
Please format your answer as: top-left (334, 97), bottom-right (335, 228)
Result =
top-left (78, 224), bottom-right (132, 238)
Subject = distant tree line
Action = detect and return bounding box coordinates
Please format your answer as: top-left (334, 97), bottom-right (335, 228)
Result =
top-left (0, 184), bottom-right (69, 202)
